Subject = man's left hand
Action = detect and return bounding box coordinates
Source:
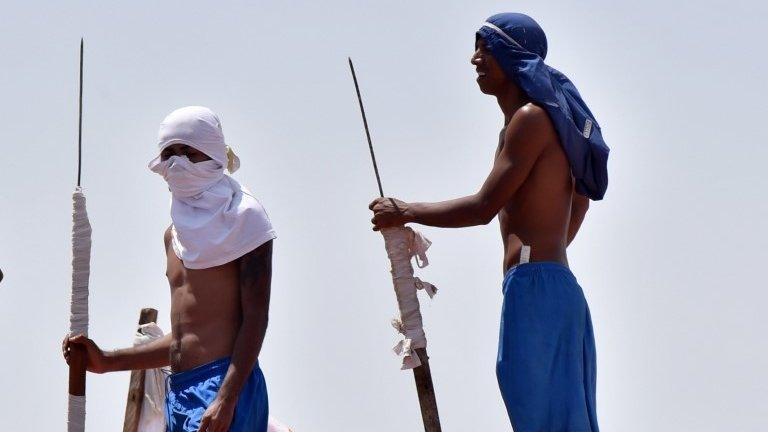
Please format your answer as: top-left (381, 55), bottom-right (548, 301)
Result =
top-left (369, 197), bottom-right (413, 230)
top-left (198, 397), bottom-right (236, 432)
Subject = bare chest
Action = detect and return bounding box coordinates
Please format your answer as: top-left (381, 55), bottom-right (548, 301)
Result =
top-left (164, 248), bottom-right (240, 302)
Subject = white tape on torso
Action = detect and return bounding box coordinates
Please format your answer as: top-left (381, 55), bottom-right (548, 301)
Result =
top-left (520, 245), bottom-right (531, 264)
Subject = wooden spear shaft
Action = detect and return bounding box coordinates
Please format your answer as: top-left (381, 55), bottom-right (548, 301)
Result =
top-left (348, 58), bottom-right (442, 431)
top-left (413, 348), bottom-right (442, 431)
top-left (68, 347), bottom-right (87, 397)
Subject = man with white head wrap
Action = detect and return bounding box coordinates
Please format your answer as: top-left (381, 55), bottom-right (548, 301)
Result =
top-left (64, 106), bottom-right (276, 432)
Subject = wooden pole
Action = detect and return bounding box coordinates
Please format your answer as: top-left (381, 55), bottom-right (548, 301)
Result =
top-left (68, 346), bottom-right (87, 397)
top-left (413, 348), bottom-right (441, 432)
top-left (122, 308), bottom-right (159, 432)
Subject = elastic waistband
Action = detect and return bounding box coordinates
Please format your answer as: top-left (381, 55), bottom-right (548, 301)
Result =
top-left (168, 357), bottom-right (232, 391)
top-left (503, 261), bottom-right (575, 284)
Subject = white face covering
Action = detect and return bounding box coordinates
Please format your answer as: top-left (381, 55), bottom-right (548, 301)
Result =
top-left (148, 106), bottom-right (276, 269)
top-left (150, 156), bottom-right (223, 198)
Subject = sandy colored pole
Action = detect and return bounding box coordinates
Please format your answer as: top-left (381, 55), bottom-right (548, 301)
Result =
top-left (122, 308), bottom-right (159, 432)
top-left (413, 348), bottom-right (441, 431)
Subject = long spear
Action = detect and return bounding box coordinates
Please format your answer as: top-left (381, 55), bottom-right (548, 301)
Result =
top-left (68, 37), bottom-right (92, 432)
top-left (348, 58), bottom-right (442, 432)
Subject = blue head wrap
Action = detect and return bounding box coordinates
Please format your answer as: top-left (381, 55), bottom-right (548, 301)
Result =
top-left (477, 13), bottom-right (609, 200)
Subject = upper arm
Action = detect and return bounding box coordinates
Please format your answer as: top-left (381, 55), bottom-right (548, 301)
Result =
top-left (571, 193), bottom-right (590, 218)
top-left (163, 226), bottom-right (172, 251)
top-left (567, 193), bottom-right (590, 245)
top-left (238, 240), bottom-right (273, 317)
top-left (475, 105), bottom-right (554, 217)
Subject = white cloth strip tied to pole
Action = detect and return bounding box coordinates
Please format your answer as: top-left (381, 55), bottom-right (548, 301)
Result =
top-left (68, 187), bottom-right (92, 432)
top-left (134, 323), bottom-right (168, 432)
top-left (381, 226), bottom-right (437, 370)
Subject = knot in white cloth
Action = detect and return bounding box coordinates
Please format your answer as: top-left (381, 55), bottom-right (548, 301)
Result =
top-left (414, 277), bottom-right (437, 298)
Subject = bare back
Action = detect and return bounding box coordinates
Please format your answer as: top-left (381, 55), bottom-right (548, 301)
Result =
top-left (164, 228), bottom-right (242, 372)
top-left (498, 104), bottom-right (574, 271)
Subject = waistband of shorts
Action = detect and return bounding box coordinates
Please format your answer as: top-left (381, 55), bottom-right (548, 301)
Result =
top-left (503, 261), bottom-right (576, 284)
top-left (167, 357), bottom-right (232, 391)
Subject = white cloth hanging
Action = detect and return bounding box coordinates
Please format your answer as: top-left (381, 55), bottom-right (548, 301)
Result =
top-left (134, 323), bottom-right (169, 432)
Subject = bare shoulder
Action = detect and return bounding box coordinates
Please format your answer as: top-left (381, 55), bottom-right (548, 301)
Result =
top-left (239, 240), bottom-right (274, 290)
top-left (503, 103), bottom-right (558, 156)
top-left (240, 240), bottom-right (273, 266)
top-left (507, 103), bottom-right (556, 139)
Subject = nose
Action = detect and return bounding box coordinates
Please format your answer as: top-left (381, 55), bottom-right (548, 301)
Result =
top-left (471, 52), bottom-right (483, 66)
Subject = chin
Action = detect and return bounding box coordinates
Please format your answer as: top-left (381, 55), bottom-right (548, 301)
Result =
top-left (476, 81), bottom-right (496, 95)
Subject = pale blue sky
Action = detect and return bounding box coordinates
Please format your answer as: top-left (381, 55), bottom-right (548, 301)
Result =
top-left (1, 1), bottom-right (767, 430)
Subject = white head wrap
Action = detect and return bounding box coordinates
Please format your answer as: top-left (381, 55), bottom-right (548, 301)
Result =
top-left (149, 106), bottom-right (275, 269)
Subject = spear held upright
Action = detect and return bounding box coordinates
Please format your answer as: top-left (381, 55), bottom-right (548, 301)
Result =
top-left (348, 58), bottom-right (442, 432)
top-left (68, 38), bottom-right (92, 432)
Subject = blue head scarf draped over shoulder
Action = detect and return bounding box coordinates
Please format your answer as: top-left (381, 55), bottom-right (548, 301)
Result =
top-left (477, 13), bottom-right (609, 200)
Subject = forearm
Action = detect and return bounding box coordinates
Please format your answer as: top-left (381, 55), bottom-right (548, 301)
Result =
top-left (105, 333), bottom-right (172, 372)
top-left (410, 195), bottom-right (495, 228)
top-left (215, 314), bottom-right (268, 403)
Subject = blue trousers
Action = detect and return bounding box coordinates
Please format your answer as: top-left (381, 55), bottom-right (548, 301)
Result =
top-left (497, 262), bottom-right (599, 432)
top-left (165, 357), bottom-right (268, 432)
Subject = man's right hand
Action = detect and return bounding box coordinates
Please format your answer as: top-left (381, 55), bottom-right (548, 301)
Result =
top-left (62, 334), bottom-right (112, 374)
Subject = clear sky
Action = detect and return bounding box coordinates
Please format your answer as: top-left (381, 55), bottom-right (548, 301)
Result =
top-left (1, 1), bottom-right (767, 430)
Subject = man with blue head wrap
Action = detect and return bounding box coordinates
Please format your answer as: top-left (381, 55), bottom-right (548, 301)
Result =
top-left (371, 12), bottom-right (605, 431)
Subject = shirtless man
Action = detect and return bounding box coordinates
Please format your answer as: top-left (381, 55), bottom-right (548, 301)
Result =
top-left (63, 106), bottom-right (276, 432)
top-left (370, 13), bottom-right (609, 432)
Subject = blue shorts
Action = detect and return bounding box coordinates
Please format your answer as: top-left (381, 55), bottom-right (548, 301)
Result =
top-left (165, 357), bottom-right (268, 432)
top-left (497, 262), bottom-right (599, 432)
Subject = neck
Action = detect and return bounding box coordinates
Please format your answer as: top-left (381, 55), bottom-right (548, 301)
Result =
top-left (495, 85), bottom-right (529, 125)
